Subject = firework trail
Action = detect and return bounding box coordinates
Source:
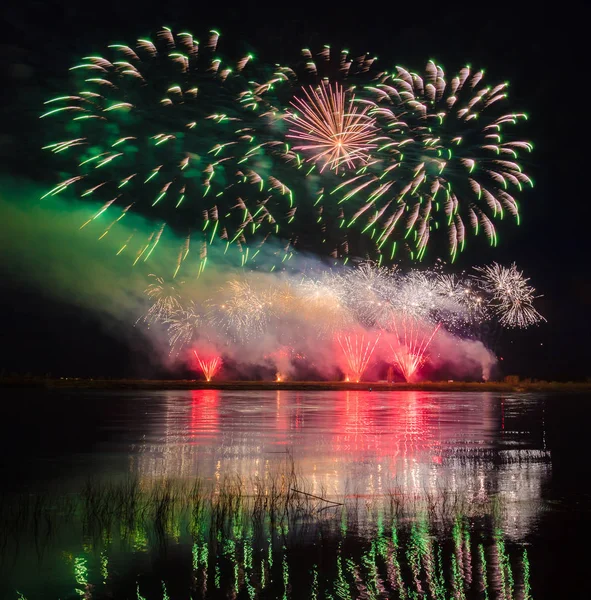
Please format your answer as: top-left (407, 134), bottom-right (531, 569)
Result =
top-left (193, 350), bottom-right (222, 381)
top-left (285, 82), bottom-right (377, 172)
top-left (336, 332), bottom-right (381, 382)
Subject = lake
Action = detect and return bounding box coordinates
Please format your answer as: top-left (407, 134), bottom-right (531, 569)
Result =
top-left (0, 389), bottom-right (589, 599)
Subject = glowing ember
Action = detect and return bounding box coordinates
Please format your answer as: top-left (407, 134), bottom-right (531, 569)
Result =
top-left (193, 350), bottom-right (222, 382)
top-left (387, 318), bottom-right (441, 382)
top-left (336, 333), bottom-right (380, 382)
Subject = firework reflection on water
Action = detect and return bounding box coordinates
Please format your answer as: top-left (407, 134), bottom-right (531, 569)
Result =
top-left (131, 390), bottom-right (550, 540)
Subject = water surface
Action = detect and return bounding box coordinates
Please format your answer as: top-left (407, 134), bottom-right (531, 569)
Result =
top-left (0, 389), bottom-right (588, 599)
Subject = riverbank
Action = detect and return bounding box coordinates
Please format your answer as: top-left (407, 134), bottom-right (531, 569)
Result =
top-left (1, 377), bottom-right (590, 392)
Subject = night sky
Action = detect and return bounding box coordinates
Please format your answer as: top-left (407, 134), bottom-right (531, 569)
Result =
top-left (1, 0), bottom-right (588, 380)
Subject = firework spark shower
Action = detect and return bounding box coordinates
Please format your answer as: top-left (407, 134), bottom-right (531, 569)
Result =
top-left (40, 27), bottom-right (534, 270)
top-left (285, 82), bottom-right (377, 172)
top-left (132, 254), bottom-right (543, 383)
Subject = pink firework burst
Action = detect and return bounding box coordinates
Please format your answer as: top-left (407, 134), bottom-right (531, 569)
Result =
top-left (286, 82), bottom-right (377, 172)
top-left (193, 350), bottom-right (222, 382)
top-left (387, 318), bottom-right (441, 382)
top-left (336, 332), bottom-right (381, 382)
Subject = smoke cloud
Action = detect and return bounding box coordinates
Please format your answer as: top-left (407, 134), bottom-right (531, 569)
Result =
top-left (0, 178), bottom-right (496, 381)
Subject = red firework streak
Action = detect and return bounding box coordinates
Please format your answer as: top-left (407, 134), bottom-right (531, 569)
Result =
top-left (193, 351), bottom-right (222, 382)
top-left (336, 333), bottom-right (381, 382)
top-left (388, 318), bottom-right (441, 382)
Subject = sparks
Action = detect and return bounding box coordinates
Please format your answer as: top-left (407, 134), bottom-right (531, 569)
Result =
top-left (285, 82), bottom-right (377, 172)
top-left (193, 351), bottom-right (222, 381)
top-left (336, 333), bottom-right (380, 382)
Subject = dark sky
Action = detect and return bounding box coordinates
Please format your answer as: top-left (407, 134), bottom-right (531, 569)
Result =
top-left (1, 0), bottom-right (588, 380)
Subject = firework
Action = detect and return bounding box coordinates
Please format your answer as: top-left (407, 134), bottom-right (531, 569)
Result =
top-left (193, 350), bottom-right (222, 381)
top-left (247, 44), bottom-right (383, 262)
top-left (264, 345), bottom-right (305, 380)
top-left (298, 274), bottom-right (354, 335)
top-left (339, 264), bottom-right (470, 379)
top-left (476, 262), bottom-right (530, 299)
top-left (43, 33), bottom-right (535, 267)
top-left (285, 82), bottom-right (377, 172)
top-left (336, 332), bottom-right (380, 382)
top-left (338, 263), bottom-right (469, 331)
top-left (434, 273), bottom-right (488, 324)
top-left (137, 260), bottom-right (543, 382)
top-left (165, 301), bottom-right (202, 355)
top-left (331, 62), bottom-right (533, 262)
top-left (253, 49), bottom-right (533, 263)
top-left (252, 44), bottom-right (380, 95)
top-left (474, 263), bottom-right (545, 328)
top-left (338, 262), bottom-right (395, 327)
top-left (41, 27), bottom-right (295, 272)
top-left (138, 274), bottom-right (183, 324)
top-left (265, 280), bottom-right (299, 318)
top-left (208, 279), bottom-right (274, 340)
top-left (387, 318), bottom-right (441, 382)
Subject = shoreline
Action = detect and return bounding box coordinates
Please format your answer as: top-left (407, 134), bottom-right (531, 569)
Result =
top-left (1, 378), bottom-right (590, 393)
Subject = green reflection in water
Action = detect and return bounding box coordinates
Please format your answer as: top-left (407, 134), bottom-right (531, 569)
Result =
top-left (1, 479), bottom-right (535, 600)
top-left (523, 549), bottom-right (532, 600)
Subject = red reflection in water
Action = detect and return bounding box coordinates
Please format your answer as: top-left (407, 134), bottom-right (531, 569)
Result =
top-left (180, 390), bottom-right (499, 483)
top-left (332, 391), bottom-right (443, 469)
top-left (190, 389), bottom-right (220, 437)
top-left (275, 391), bottom-right (289, 442)
top-left (274, 391), bottom-right (304, 441)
